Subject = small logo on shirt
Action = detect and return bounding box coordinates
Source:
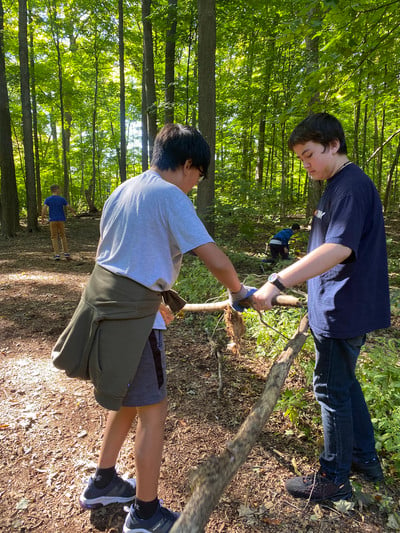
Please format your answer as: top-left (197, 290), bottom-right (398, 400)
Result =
top-left (314, 209), bottom-right (325, 219)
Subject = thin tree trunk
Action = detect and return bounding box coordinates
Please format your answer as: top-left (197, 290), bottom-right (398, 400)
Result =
top-left (197, 0), bottom-right (216, 235)
top-left (0, 0), bottom-right (19, 236)
top-left (280, 123), bottom-right (287, 219)
top-left (305, 5), bottom-right (322, 218)
top-left (28, 8), bottom-right (41, 213)
top-left (118, 0), bottom-right (127, 182)
top-left (255, 114), bottom-right (265, 186)
top-left (377, 105), bottom-right (386, 194)
top-left (353, 76), bottom-right (362, 166)
top-left (164, 0), bottom-right (177, 124)
top-left (88, 38), bottom-right (99, 213)
top-left (18, 0), bottom-right (38, 232)
top-left (141, 65), bottom-right (149, 171)
top-left (49, 4), bottom-right (70, 201)
top-left (142, 0), bottom-right (157, 160)
top-left (361, 101), bottom-right (368, 169)
top-left (383, 136), bottom-right (400, 213)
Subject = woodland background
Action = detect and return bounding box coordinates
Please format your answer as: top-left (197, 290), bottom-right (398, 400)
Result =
top-left (1, 0), bottom-right (400, 237)
top-left (1, 1), bottom-right (400, 530)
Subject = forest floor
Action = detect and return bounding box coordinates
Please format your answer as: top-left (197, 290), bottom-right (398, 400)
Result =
top-left (0, 216), bottom-right (399, 533)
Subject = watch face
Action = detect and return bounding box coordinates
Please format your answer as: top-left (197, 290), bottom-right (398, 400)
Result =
top-left (268, 273), bottom-right (278, 283)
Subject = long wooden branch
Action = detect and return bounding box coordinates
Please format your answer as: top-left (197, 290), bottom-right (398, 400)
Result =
top-left (170, 313), bottom-right (309, 533)
top-left (182, 294), bottom-right (301, 312)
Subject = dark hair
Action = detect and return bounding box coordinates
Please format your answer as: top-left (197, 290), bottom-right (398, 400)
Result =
top-left (151, 123), bottom-right (211, 175)
top-left (288, 112), bottom-right (347, 154)
top-left (291, 223), bottom-right (300, 231)
top-left (50, 184), bottom-right (60, 192)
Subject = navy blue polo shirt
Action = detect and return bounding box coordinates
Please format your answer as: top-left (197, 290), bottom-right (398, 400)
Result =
top-left (307, 163), bottom-right (390, 338)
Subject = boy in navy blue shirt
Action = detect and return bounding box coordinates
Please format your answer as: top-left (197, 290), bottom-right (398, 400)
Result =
top-left (252, 113), bottom-right (390, 502)
top-left (41, 184), bottom-right (76, 260)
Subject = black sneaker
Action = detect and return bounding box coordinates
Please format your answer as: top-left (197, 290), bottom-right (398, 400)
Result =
top-left (79, 474), bottom-right (136, 509)
top-left (352, 458), bottom-right (384, 482)
top-left (285, 470), bottom-right (352, 502)
top-left (123, 502), bottom-right (179, 532)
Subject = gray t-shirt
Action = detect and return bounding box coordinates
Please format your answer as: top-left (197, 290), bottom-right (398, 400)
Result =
top-left (96, 169), bottom-right (214, 292)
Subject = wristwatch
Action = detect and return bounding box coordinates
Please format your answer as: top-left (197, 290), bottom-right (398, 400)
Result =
top-left (267, 273), bottom-right (286, 292)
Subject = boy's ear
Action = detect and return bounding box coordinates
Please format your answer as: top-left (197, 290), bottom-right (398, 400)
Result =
top-left (330, 138), bottom-right (340, 153)
top-left (183, 159), bottom-right (193, 173)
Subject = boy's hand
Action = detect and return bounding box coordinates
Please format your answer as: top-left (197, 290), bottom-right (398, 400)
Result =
top-left (158, 303), bottom-right (175, 326)
top-left (228, 284), bottom-right (257, 312)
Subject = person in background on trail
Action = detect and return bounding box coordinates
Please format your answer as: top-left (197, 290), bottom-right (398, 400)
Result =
top-left (52, 124), bottom-right (255, 533)
top-left (252, 112), bottom-right (390, 503)
top-left (265, 223), bottom-right (301, 262)
top-left (41, 184), bottom-right (76, 261)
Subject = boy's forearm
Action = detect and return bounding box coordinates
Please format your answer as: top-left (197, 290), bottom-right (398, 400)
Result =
top-left (278, 243), bottom-right (352, 288)
top-left (192, 242), bottom-right (242, 293)
top-left (252, 243), bottom-right (352, 310)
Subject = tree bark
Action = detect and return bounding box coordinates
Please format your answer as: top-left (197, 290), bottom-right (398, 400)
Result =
top-left (118, 0), bottom-right (127, 182)
top-left (28, 9), bottom-right (41, 213)
top-left (19, 0), bottom-right (38, 232)
top-left (182, 294), bottom-right (302, 312)
top-left (197, 0), bottom-right (216, 236)
top-left (164, 0), bottom-right (177, 124)
top-left (170, 314), bottom-right (309, 532)
top-left (0, 0), bottom-right (19, 236)
top-left (142, 0), bottom-right (157, 160)
top-left (49, 4), bottom-right (70, 201)
top-left (305, 5), bottom-right (322, 218)
top-left (383, 136), bottom-right (400, 213)
top-left (89, 36), bottom-right (99, 212)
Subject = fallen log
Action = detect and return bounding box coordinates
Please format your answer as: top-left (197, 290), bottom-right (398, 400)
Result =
top-left (182, 294), bottom-right (301, 312)
top-left (170, 313), bottom-right (309, 533)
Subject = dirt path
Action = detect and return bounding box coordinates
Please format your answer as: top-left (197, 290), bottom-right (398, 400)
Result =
top-left (0, 218), bottom-right (396, 532)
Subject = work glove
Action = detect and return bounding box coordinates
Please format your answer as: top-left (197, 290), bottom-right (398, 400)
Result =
top-left (228, 283), bottom-right (257, 312)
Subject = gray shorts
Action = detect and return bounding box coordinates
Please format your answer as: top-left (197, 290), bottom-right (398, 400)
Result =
top-left (122, 329), bottom-right (167, 407)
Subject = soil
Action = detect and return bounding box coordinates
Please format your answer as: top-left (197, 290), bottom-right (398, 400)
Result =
top-left (0, 217), bottom-right (399, 533)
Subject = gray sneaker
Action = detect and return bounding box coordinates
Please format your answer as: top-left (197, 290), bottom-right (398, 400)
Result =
top-left (123, 502), bottom-right (179, 532)
top-left (79, 474), bottom-right (136, 509)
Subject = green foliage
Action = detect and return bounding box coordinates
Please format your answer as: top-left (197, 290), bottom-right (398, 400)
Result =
top-left (358, 336), bottom-right (400, 474)
top-left (174, 253), bottom-right (225, 304)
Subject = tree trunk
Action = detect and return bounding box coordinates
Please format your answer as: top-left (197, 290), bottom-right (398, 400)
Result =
top-left (353, 77), bottom-right (362, 166)
top-left (164, 0), bottom-right (177, 124)
top-left (142, 0), bottom-right (157, 160)
top-left (383, 136), bottom-right (400, 213)
top-left (0, 0), bottom-right (19, 237)
top-left (197, 0), bottom-right (216, 236)
top-left (49, 4), bottom-right (70, 201)
top-left (90, 42), bottom-right (99, 211)
top-left (18, 0), bottom-right (38, 232)
top-left (255, 114), bottom-right (265, 186)
top-left (118, 0), bottom-right (127, 182)
top-left (279, 122), bottom-right (287, 219)
top-left (29, 9), bottom-right (41, 213)
top-left (170, 314), bottom-right (309, 532)
top-left (305, 5), bottom-right (322, 218)
top-left (141, 64), bottom-right (149, 171)
top-left (377, 105), bottom-right (386, 194)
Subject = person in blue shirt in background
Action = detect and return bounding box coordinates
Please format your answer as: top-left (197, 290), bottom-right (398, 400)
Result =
top-left (41, 184), bottom-right (76, 260)
top-left (266, 223), bottom-right (300, 262)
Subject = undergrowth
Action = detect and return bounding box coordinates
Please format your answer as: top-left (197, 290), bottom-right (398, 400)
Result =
top-left (173, 240), bottom-right (400, 481)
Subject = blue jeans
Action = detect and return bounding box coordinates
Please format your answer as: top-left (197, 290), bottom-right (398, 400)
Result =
top-left (312, 331), bottom-right (377, 484)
